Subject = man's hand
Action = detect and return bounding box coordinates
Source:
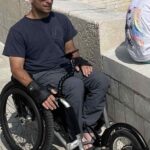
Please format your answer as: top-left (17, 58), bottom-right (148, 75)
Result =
top-left (73, 57), bottom-right (93, 77)
top-left (64, 40), bottom-right (93, 77)
top-left (75, 65), bottom-right (93, 77)
top-left (42, 95), bottom-right (57, 110)
top-left (42, 89), bottom-right (58, 110)
top-left (27, 81), bottom-right (58, 110)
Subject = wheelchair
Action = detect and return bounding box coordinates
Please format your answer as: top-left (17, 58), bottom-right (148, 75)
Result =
top-left (0, 52), bottom-right (149, 150)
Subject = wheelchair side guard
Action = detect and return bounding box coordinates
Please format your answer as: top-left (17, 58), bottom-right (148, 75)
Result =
top-left (101, 122), bottom-right (149, 150)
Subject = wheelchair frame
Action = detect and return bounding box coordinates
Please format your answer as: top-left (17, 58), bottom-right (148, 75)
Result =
top-left (0, 80), bottom-right (149, 150)
top-left (0, 52), bottom-right (149, 150)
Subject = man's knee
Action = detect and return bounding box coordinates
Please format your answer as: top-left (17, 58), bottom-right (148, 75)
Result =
top-left (63, 77), bottom-right (84, 115)
top-left (63, 77), bottom-right (84, 94)
top-left (91, 71), bottom-right (110, 91)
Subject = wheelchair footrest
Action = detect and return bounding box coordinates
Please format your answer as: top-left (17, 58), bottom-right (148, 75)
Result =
top-left (54, 131), bottom-right (84, 150)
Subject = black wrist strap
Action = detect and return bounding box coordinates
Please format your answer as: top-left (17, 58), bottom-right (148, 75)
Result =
top-left (65, 49), bottom-right (79, 59)
top-left (27, 81), bottom-right (40, 93)
top-left (27, 81), bottom-right (50, 104)
top-left (73, 57), bottom-right (92, 67)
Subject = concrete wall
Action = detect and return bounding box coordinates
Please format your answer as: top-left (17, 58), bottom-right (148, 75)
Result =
top-left (0, 0), bottom-right (30, 42)
top-left (78, 0), bottom-right (131, 11)
top-left (0, 0), bottom-right (150, 147)
top-left (0, 0), bottom-right (130, 42)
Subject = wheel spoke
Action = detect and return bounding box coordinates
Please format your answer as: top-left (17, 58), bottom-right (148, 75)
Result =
top-left (110, 129), bottom-right (142, 150)
top-left (7, 112), bottom-right (35, 147)
top-left (1, 88), bottom-right (48, 150)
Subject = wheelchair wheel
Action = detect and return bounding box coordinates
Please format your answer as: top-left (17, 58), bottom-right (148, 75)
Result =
top-left (108, 129), bottom-right (143, 150)
top-left (0, 87), bottom-right (54, 150)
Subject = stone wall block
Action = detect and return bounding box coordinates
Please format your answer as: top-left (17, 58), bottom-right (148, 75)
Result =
top-left (109, 78), bottom-right (119, 99)
top-left (114, 100), bottom-right (126, 122)
top-left (119, 84), bottom-right (134, 109)
top-left (144, 121), bottom-right (150, 146)
top-left (106, 94), bottom-right (115, 121)
top-left (134, 94), bottom-right (150, 122)
top-left (136, 115), bottom-right (145, 137)
top-left (125, 107), bottom-right (144, 137)
top-left (103, 46), bottom-right (150, 99)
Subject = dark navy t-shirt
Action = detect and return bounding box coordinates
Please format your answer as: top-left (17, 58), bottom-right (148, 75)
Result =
top-left (3, 12), bottom-right (77, 74)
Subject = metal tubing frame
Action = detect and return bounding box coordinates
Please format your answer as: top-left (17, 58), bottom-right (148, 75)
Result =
top-left (54, 131), bottom-right (84, 150)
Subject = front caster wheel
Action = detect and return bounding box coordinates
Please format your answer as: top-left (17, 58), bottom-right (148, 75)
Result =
top-left (108, 129), bottom-right (143, 150)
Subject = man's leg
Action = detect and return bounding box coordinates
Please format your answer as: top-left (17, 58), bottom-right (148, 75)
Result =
top-left (62, 76), bottom-right (84, 132)
top-left (74, 70), bottom-right (109, 149)
top-left (75, 70), bottom-right (110, 129)
top-left (32, 69), bottom-right (85, 132)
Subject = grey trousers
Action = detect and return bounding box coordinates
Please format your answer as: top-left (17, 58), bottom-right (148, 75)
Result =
top-left (32, 68), bottom-right (110, 132)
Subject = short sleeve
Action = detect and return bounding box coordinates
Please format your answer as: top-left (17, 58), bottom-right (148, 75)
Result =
top-left (63, 17), bottom-right (77, 43)
top-left (3, 28), bottom-right (26, 58)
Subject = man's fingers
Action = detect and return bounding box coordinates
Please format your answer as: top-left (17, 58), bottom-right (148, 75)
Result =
top-left (75, 66), bottom-right (80, 72)
top-left (82, 67), bottom-right (88, 77)
top-left (47, 97), bottom-right (57, 109)
top-left (75, 65), bottom-right (93, 76)
top-left (81, 66), bottom-right (93, 77)
top-left (89, 66), bottom-right (93, 72)
top-left (50, 88), bottom-right (57, 95)
top-left (48, 95), bottom-right (55, 101)
top-left (88, 66), bottom-right (93, 75)
top-left (42, 101), bottom-right (54, 110)
top-left (42, 95), bottom-right (57, 110)
top-left (42, 103), bottom-right (49, 110)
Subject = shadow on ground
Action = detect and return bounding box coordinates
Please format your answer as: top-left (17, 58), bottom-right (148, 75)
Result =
top-left (115, 41), bottom-right (148, 66)
top-left (0, 133), bottom-right (65, 150)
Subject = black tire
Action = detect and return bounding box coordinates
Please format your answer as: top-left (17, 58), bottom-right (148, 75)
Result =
top-left (40, 109), bottom-right (54, 150)
top-left (108, 129), bottom-right (143, 150)
top-left (0, 87), bottom-right (54, 150)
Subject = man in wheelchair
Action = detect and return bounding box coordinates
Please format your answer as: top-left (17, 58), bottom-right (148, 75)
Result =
top-left (3, 0), bottom-right (110, 149)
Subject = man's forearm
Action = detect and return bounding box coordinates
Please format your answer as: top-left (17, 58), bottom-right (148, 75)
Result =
top-left (11, 68), bottom-right (33, 87)
top-left (65, 48), bottom-right (80, 58)
top-left (65, 39), bottom-right (80, 58)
